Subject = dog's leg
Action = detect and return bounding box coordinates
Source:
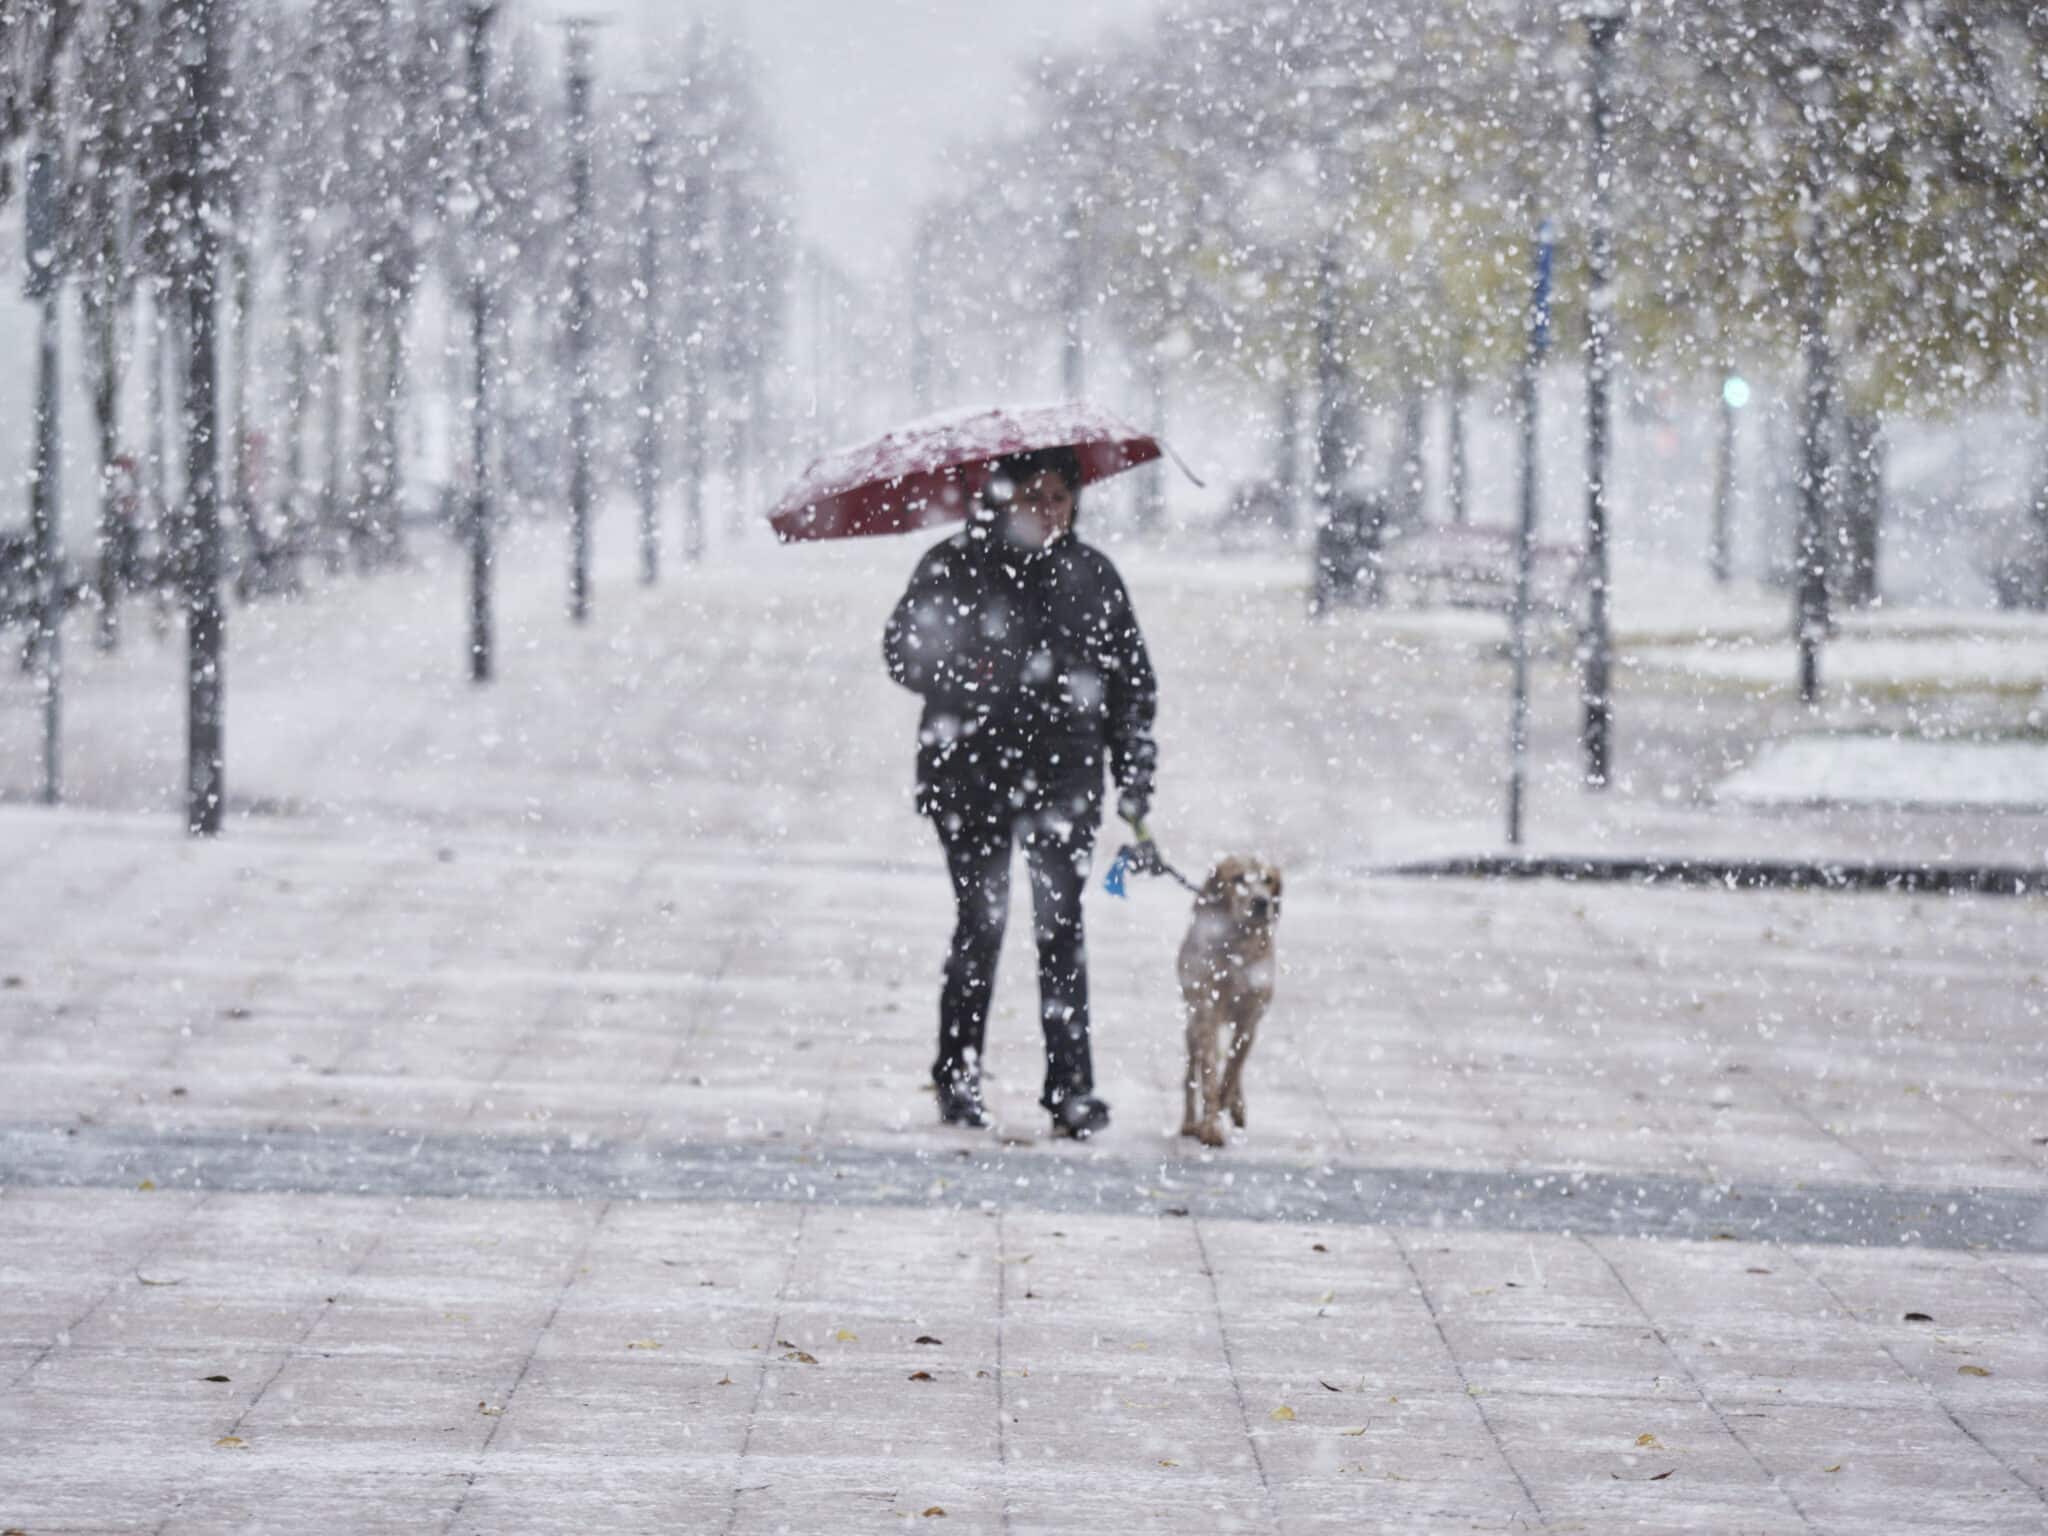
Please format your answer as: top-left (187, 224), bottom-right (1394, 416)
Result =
top-left (1180, 1002), bottom-right (1225, 1148)
top-left (1220, 1012), bottom-right (1259, 1130)
top-left (1179, 1004), bottom-right (1203, 1140)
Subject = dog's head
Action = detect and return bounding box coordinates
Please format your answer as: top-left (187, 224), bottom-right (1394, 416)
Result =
top-left (1197, 856), bottom-right (1284, 934)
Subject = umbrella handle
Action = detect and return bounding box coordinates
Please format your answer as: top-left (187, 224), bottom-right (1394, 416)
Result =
top-left (1156, 437), bottom-right (1206, 490)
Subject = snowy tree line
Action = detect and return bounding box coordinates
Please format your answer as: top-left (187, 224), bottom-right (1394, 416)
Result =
top-left (1, 0), bottom-right (794, 645)
top-left (919, 0), bottom-right (2048, 606)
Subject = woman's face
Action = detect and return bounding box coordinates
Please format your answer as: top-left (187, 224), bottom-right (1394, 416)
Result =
top-left (1003, 469), bottom-right (1076, 549)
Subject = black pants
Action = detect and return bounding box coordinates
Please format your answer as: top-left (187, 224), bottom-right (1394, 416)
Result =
top-left (930, 790), bottom-right (1099, 1109)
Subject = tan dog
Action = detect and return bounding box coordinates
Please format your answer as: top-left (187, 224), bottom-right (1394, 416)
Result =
top-left (1177, 857), bottom-right (1283, 1148)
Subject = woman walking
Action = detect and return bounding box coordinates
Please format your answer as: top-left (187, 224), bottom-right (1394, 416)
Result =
top-left (884, 447), bottom-right (1157, 1139)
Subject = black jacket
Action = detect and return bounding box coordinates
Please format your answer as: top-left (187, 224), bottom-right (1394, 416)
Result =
top-left (884, 522), bottom-right (1157, 816)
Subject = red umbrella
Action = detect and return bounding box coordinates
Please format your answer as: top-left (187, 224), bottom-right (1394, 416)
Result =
top-left (769, 401), bottom-right (1192, 543)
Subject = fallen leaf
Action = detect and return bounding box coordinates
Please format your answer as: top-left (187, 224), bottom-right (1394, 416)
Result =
top-left (783, 1350), bottom-right (818, 1365)
top-left (214, 1436), bottom-right (246, 1449)
top-left (1269, 1406), bottom-right (1296, 1422)
top-left (1163, 1205), bottom-right (1190, 1218)
top-left (834, 1328), bottom-right (859, 1343)
top-left (908, 1370), bottom-right (934, 1381)
top-left (716, 1375), bottom-right (734, 1386)
top-left (1312, 1243), bottom-right (1328, 1253)
top-left (1903, 1312), bottom-right (1933, 1323)
top-left (1650, 1469), bottom-right (1674, 1481)
top-left (202, 1374), bottom-right (230, 1383)
top-left (1469, 1286), bottom-right (1495, 1297)
top-left (626, 1340), bottom-right (661, 1351)
top-left (477, 1403), bottom-right (503, 1417)
top-left (1635, 1433), bottom-right (1661, 1448)
top-left (1319, 1381), bottom-right (1343, 1393)
top-left (1746, 1267), bottom-right (1773, 1275)
top-left (1317, 1290), bottom-right (1335, 1305)
top-left (975, 1369), bottom-right (992, 1379)
top-left (1710, 1232), bottom-right (1736, 1241)
top-left (1958, 1365), bottom-right (1992, 1377)
top-left (915, 1335), bottom-right (944, 1346)
top-left (1824, 1464), bottom-right (1843, 1474)
top-left (137, 1179), bottom-right (157, 1192)
top-left (776, 1338), bottom-right (797, 1349)
top-left (1128, 1341), bottom-right (1150, 1352)
top-left (921, 1508), bottom-right (946, 1519)
top-left (136, 1273), bottom-right (182, 1288)
top-left (1158, 1458), bottom-right (1179, 1468)
top-left (1341, 1427), bottom-right (1368, 1437)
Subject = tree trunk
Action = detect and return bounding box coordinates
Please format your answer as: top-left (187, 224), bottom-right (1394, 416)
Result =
top-left (280, 201), bottom-right (310, 554)
top-left (1834, 410), bottom-right (1883, 608)
top-left (1393, 386), bottom-right (1426, 524)
top-left (318, 258), bottom-right (346, 575)
top-left (84, 275), bottom-right (127, 652)
top-left (1447, 354), bottom-right (1469, 527)
top-left (230, 233), bottom-right (262, 596)
top-left (1273, 368), bottom-right (1300, 534)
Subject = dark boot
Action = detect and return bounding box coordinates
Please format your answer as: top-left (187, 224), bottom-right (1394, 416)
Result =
top-left (937, 1074), bottom-right (989, 1129)
top-left (1049, 1094), bottom-right (1110, 1140)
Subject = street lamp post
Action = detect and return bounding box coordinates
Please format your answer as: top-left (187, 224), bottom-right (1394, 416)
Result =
top-left (1795, 61), bottom-right (1836, 706)
top-left (562, 19), bottom-right (600, 624)
top-left (1312, 226), bottom-right (1344, 536)
top-left (632, 92), bottom-right (663, 588)
top-left (1579, 7), bottom-right (1623, 790)
top-left (174, 0), bottom-right (226, 835)
top-left (463, 2), bottom-right (497, 682)
top-left (25, 125), bottom-right (63, 807)
top-left (1507, 223), bottom-right (1555, 847)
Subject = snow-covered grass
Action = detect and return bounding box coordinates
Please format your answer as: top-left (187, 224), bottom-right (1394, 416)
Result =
top-left (1720, 735), bottom-right (2048, 812)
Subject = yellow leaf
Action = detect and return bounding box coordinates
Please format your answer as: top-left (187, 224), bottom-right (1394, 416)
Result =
top-left (1636, 1433), bottom-right (1661, 1448)
top-left (138, 1179), bottom-right (157, 1192)
top-left (1341, 1427), bottom-right (1368, 1437)
top-left (1824, 1464), bottom-right (1843, 1474)
top-left (1269, 1406), bottom-right (1296, 1422)
top-left (626, 1339), bottom-right (661, 1351)
top-left (214, 1436), bottom-right (246, 1449)
top-left (834, 1328), bottom-right (859, 1343)
top-left (1129, 1341), bottom-right (1150, 1352)
top-left (921, 1508), bottom-right (947, 1519)
top-left (1317, 1290), bottom-right (1335, 1305)
top-left (1159, 1459), bottom-right (1180, 1468)
top-left (1958, 1365), bottom-right (1992, 1377)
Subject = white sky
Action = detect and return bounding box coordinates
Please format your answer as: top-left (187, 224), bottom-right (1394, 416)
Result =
top-left (531, 0), bottom-right (1165, 283)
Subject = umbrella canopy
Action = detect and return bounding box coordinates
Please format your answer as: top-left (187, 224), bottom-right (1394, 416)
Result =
top-left (769, 402), bottom-right (1176, 543)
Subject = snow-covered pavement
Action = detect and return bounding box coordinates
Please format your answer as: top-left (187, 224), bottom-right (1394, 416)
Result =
top-left (3, 513), bottom-right (2045, 1531)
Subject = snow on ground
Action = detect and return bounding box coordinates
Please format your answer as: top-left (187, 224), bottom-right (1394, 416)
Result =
top-left (1722, 736), bottom-right (2048, 813)
top-left (1636, 634), bottom-right (2048, 695)
top-left (4, 502), bottom-right (2047, 1532)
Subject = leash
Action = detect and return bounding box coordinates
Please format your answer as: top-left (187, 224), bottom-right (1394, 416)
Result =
top-left (1103, 825), bottom-right (1200, 899)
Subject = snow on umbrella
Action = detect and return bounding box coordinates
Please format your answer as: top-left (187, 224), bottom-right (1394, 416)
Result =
top-left (768, 402), bottom-right (1188, 543)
